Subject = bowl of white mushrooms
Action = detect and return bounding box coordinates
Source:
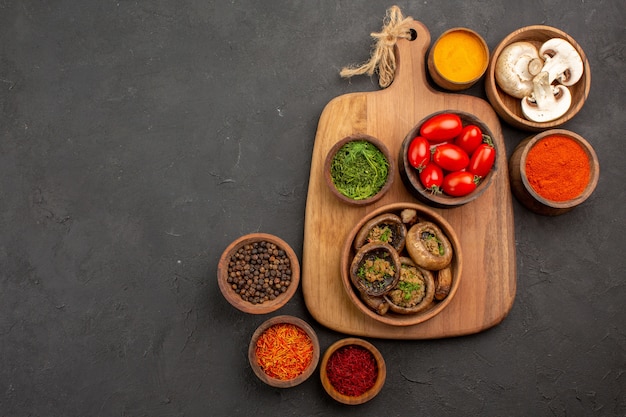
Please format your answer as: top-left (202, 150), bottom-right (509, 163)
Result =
top-left (485, 25), bottom-right (591, 132)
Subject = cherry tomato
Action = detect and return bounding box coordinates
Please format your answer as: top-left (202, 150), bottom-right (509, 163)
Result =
top-left (419, 162), bottom-right (443, 193)
top-left (454, 125), bottom-right (483, 155)
top-left (442, 171), bottom-right (478, 197)
top-left (468, 143), bottom-right (496, 177)
top-left (432, 144), bottom-right (469, 172)
top-left (420, 113), bottom-right (463, 143)
top-left (407, 136), bottom-right (430, 169)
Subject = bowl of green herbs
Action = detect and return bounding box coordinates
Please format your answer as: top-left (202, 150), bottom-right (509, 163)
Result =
top-left (324, 134), bottom-right (394, 206)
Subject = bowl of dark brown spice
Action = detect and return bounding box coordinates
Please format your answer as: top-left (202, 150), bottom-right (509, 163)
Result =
top-left (217, 233), bottom-right (300, 314)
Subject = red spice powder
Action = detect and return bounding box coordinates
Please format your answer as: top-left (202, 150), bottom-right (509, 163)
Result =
top-left (525, 135), bottom-right (591, 202)
top-left (255, 323), bottom-right (313, 380)
top-left (326, 345), bottom-right (378, 396)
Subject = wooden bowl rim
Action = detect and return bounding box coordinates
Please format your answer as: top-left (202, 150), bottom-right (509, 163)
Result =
top-left (517, 129), bottom-right (600, 208)
top-left (324, 134), bottom-right (395, 206)
top-left (485, 25), bottom-right (591, 131)
top-left (428, 27), bottom-right (490, 87)
top-left (319, 337), bottom-right (386, 405)
top-left (400, 110), bottom-right (498, 207)
top-left (248, 315), bottom-right (320, 388)
top-left (340, 202), bottom-right (463, 327)
top-left (217, 233), bottom-right (300, 314)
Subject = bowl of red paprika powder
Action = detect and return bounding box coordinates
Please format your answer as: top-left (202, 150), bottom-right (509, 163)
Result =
top-left (320, 338), bottom-right (386, 405)
top-left (509, 129), bottom-right (600, 215)
top-left (248, 315), bottom-right (320, 388)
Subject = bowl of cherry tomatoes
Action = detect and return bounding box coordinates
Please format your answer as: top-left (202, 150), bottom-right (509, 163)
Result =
top-left (399, 111), bottom-right (498, 208)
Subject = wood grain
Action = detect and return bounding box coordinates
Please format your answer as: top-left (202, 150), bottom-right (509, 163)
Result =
top-left (302, 19), bottom-right (516, 339)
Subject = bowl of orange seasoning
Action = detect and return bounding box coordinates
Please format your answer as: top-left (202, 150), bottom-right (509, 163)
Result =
top-left (509, 129), bottom-right (600, 215)
top-left (248, 315), bottom-right (320, 388)
top-left (427, 27), bottom-right (489, 91)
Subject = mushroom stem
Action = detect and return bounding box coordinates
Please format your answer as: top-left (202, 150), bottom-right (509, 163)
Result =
top-left (521, 71), bottom-right (572, 122)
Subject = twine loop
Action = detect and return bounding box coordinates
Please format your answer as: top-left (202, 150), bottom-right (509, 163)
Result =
top-left (339, 5), bottom-right (414, 88)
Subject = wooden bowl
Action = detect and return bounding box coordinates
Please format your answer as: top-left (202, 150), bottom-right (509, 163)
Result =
top-left (248, 315), bottom-right (320, 388)
top-left (485, 25), bottom-right (591, 132)
top-left (324, 134), bottom-right (395, 206)
top-left (399, 110), bottom-right (498, 208)
top-left (509, 129), bottom-right (600, 216)
top-left (320, 338), bottom-right (386, 405)
top-left (217, 233), bottom-right (300, 314)
top-left (340, 203), bottom-right (462, 327)
top-left (427, 27), bottom-right (489, 91)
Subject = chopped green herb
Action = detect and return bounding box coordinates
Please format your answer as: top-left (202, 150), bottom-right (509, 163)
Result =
top-left (398, 280), bottom-right (422, 300)
top-left (368, 225), bottom-right (392, 244)
top-left (330, 140), bottom-right (389, 200)
top-left (379, 227), bottom-right (391, 243)
top-left (422, 232), bottom-right (444, 256)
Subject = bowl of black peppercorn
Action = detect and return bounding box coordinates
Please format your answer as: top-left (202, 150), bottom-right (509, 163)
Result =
top-left (217, 233), bottom-right (300, 314)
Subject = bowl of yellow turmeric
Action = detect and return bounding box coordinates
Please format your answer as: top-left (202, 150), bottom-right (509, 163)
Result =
top-left (427, 27), bottom-right (490, 91)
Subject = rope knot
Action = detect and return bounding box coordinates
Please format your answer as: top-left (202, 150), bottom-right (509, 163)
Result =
top-left (339, 5), bottom-right (414, 88)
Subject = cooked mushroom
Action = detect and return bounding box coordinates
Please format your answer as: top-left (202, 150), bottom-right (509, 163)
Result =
top-left (495, 41), bottom-right (544, 99)
top-left (384, 257), bottom-right (435, 315)
top-left (400, 208), bottom-right (418, 225)
top-left (405, 221), bottom-right (453, 270)
top-left (360, 292), bottom-right (389, 315)
top-left (538, 38), bottom-right (584, 86)
top-left (434, 266), bottom-right (453, 301)
top-left (521, 71), bottom-right (572, 122)
top-left (350, 242), bottom-right (401, 297)
top-left (354, 213), bottom-right (407, 252)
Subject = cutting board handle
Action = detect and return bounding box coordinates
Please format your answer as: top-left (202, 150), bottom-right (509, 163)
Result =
top-left (387, 20), bottom-right (437, 101)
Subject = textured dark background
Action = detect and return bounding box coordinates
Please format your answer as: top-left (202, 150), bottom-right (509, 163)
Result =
top-left (1, 1), bottom-right (625, 416)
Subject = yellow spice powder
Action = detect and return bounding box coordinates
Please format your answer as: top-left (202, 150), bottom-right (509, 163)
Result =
top-left (433, 31), bottom-right (487, 83)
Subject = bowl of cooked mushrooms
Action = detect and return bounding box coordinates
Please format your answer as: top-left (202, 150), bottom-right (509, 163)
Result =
top-left (485, 25), bottom-right (591, 132)
top-left (340, 202), bottom-right (462, 326)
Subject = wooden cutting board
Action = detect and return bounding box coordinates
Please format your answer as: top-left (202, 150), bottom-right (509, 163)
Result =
top-left (302, 19), bottom-right (516, 339)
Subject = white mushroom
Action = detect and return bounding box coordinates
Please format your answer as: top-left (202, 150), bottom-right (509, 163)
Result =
top-left (539, 38), bottom-right (584, 86)
top-left (495, 41), bottom-right (544, 99)
top-left (521, 71), bottom-right (572, 122)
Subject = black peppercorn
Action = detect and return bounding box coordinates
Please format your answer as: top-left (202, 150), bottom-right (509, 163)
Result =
top-left (227, 240), bottom-right (292, 304)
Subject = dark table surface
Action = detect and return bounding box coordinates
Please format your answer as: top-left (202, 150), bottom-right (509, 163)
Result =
top-left (1, 1), bottom-right (625, 416)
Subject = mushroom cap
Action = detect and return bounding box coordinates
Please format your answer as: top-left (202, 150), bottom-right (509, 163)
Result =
top-left (495, 41), bottom-right (544, 99)
top-left (539, 38), bottom-right (584, 86)
top-left (521, 71), bottom-right (572, 122)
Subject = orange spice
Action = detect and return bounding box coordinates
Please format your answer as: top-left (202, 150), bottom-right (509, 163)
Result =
top-left (255, 323), bottom-right (313, 380)
top-left (433, 30), bottom-right (488, 82)
top-left (525, 135), bottom-right (590, 201)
